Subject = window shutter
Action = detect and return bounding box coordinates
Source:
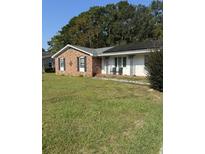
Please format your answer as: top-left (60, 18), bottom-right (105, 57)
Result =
top-left (123, 57), bottom-right (126, 67)
top-left (84, 56), bottom-right (87, 72)
top-left (77, 57), bottom-right (79, 71)
top-left (58, 58), bottom-right (60, 70)
top-left (115, 57), bottom-right (117, 67)
top-left (63, 58), bottom-right (66, 71)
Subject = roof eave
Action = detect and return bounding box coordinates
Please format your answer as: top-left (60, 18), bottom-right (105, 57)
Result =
top-left (51, 44), bottom-right (93, 58)
top-left (98, 49), bottom-right (151, 56)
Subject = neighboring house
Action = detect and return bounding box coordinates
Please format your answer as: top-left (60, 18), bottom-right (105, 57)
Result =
top-left (51, 40), bottom-right (162, 77)
top-left (42, 52), bottom-right (55, 72)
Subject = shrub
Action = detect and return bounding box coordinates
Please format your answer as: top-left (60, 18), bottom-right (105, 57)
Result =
top-left (44, 68), bottom-right (55, 73)
top-left (145, 49), bottom-right (163, 91)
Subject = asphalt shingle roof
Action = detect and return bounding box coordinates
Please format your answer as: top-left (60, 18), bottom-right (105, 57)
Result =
top-left (52, 40), bottom-right (162, 58)
top-left (72, 45), bottom-right (113, 56)
top-left (72, 45), bottom-right (94, 54)
top-left (103, 40), bottom-right (162, 53)
top-left (93, 47), bottom-right (113, 56)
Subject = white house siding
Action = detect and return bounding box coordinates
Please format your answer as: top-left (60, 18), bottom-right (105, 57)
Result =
top-left (133, 54), bottom-right (146, 76)
top-left (101, 57), bottom-right (105, 74)
top-left (101, 54), bottom-right (147, 76)
top-left (101, 57), bottom-right (110, 74)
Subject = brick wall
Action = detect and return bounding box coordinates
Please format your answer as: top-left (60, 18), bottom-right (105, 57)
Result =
top-left (92, 57), bottom-right (102, 76)
top-left (55, 48), bottom-right (93, 77)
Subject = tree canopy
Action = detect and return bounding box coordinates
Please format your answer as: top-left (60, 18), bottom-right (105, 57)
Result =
top-left (47, 0), bottom-right (163, 53)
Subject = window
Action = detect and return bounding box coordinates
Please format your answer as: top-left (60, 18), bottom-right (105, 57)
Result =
top-left (123, 57), bottom-right (126, 67)
top-left (115, 57), bottom-right (126, 67)
top-left (78, 56), bottom-right (87, 72)
top-left (79, 57), bottom-right (85, 68)
top-left (48, 62), bottom-right (52, 68)
top-left (118, 57), bottom-right (122, 67)
top-left (60, 58), bottom-right (65, 71)
top-left (48, 59), bottom-right (52, 68)
top-left (60, 59), bottom-right (64, 67)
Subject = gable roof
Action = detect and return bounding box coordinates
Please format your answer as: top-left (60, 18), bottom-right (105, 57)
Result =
top-left (103, 40), bottom-right (162, 53)
top-left (71, 45), bottom-right (94, 55)
top-left (51, 44), bottom-right (113, 58)
top-left (71, 45), bottom-right (112, 56)
top-left (51, 44), bottom-right (94, 58)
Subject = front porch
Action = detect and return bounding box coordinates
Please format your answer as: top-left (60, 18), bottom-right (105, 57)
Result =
top-left (100, 54), bottom-right (147, 76)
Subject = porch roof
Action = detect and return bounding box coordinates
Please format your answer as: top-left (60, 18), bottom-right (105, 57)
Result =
top-left (103, 40), bottom-right (162, 53)
top-left (51, 40), bottom-right (162, 58)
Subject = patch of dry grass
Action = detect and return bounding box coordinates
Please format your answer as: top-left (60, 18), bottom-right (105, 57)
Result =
top-left (43, 73), bottom-right (162, 154)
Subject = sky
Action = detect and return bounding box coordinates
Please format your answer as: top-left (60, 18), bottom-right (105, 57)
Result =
top-left (42, 0), bottom-right (152, 50)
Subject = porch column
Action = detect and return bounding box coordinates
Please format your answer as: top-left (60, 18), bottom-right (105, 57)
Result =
top-left (129, 55), bottom-right (134, 76)
top-left (105, 56), bottom-right (109, 75)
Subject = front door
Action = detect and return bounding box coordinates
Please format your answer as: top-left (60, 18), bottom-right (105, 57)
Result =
top-left (79, 57), bottom-right (85, 72)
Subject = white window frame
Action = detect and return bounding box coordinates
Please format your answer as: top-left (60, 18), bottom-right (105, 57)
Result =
top-left (79, 56), bottom-right (85, 72)
top-left (60, 58), bottom-right (65, 71)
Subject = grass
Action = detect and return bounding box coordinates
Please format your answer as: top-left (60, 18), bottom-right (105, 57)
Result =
top-left (98, 75), bottom-right (149, 83)
top-left (43, 73), bottom-right (162, 154)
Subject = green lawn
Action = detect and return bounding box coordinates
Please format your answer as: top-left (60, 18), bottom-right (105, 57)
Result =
top-left (43, 73), bottom-right (163, 154)
top-left (99, 75), bottom-right (149, 83)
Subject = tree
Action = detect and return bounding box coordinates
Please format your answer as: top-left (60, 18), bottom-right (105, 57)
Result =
top-left (150, 0), bottom-right (163, 40)
top-left (47, 1), bottom-right (163, 53)
top-left (145, 49), bottom-right (163, 91)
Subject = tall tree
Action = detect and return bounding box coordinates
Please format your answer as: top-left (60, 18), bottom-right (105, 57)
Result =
top-left (47, 1), bottom-right (163, 53)
top-left (150, 0), bottom-right (163, 39)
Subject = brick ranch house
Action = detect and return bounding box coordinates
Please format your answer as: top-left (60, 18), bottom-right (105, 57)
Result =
top-left (51, 40), bottom-right (162, 77)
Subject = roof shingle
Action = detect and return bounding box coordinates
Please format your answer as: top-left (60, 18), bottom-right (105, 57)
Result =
top-left (103, 40), bottom-right (162, 53)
